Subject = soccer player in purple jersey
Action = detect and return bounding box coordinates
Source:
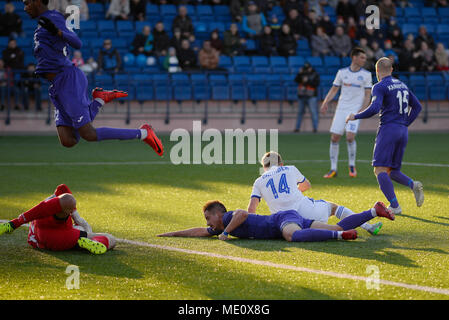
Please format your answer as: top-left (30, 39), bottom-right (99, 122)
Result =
top-left (23, 0), bottom-right (163, 156)
top-left (157, 200), bottom-right (395, 242)
top-left (346, 57), bottom-right (424, 214)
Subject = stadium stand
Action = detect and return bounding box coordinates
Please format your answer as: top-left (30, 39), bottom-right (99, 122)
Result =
top-left (0, 0), bottom-right (448, 129)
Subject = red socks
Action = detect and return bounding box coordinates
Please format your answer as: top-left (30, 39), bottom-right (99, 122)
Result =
top-left (11, 197), bottom-right (62, 229)
top-left (54, 184), bottom-right (72, 196)
top-left (92, 236), bottom-right (110, 249)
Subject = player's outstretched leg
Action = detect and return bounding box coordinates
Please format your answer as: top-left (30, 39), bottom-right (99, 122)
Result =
top-left (324, 135), bottom-right (340, 178)
top-left (0, 221), bottom-right (15, 236)
top-left (334, 205), bottom-right (383, 236)
top-left (140, 123), bottom-right (164, 156)
top-left (375, 168), bottom-right (402, 214)
top-left (92, 87), bottom-right (128, 104)
top-left (389, 170), bottom-right (424, 207)
top-left (336, 201), bottom-right (394, 231)
top-left (77, 233), bottom-right (116, 255)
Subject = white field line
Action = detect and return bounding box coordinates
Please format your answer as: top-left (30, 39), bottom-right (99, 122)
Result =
top-left (1, 219), bottom-right (448, 296)
top-left (0, 159), bottom-right (448, 168)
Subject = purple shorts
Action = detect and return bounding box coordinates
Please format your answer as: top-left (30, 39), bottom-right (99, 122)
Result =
top-left (49, 65), bottom-right (92, 129)
top-left (275, 210), bottom-right (314, 231)
top-left (372, 124), bottom-right (408, 170)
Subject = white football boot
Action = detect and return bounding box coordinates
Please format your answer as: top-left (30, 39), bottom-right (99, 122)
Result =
top-left (412, 181), bottom-right (424, 207)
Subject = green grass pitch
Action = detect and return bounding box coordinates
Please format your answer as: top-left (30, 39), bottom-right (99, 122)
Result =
top-left (0, 132), bottom-right (448, 300)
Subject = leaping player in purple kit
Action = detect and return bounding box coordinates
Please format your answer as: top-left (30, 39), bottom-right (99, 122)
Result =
top-left (24, 0), bottom-right (164, 156)
top-left (346, 57), bottom-right (424, 214)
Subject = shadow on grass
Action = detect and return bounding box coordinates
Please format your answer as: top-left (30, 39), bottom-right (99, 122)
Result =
top-left (401, 214), bottom-right (449, 227)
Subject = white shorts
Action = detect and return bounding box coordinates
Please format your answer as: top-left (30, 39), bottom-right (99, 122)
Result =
top-left (295, 197), bottom-right (332, 223)
top-left (330, 109), bottom-right (360, 135)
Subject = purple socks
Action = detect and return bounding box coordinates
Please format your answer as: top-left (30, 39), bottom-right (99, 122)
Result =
top-left (390, 170), bottom-right (414, 189)
top-left (337, 210), bottom-right (374, 230)
top-left (96, 127), bottom-right (142, 141)
top-left (292, 229), bottom-right (338, 242)
top-left (377, 172), bottom-right (399, 208)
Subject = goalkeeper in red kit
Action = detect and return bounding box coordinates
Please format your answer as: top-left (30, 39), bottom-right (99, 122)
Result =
top-left (0, 184), bottom-right (115, 254)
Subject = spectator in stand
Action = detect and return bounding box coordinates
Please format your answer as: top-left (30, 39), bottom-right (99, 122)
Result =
top-left (302, 9), bottom-right (320, 40)
top-left (177, 39), bottom-right (198, 71)
top-left (346, 17), bottom-right (358, 41)
top-left (97, 39), bottom-right (122, 74)
top-left (242, 1), bottom-right (267, 38)
top-left (131, 25), bottom-right (154, 56)
top-left (359, 26), bottom-right (384, 47)
top-left (0, 2), bottom-right (23, 38)
top-left (20, 63), bottom-right (41, 112)
top-left (2, 39), bottom-right (24, 70)
top-left (336, 0), bottom-right (356, 22)
top-left (223, 23), bottom-right (246, 56)
top-left (437, 0), bottom-right (448, 7)
top-left (311, 26), bottom-right (332, 56)
top-left (417, 41), bottom-right (436, 72)
top-left (358, 37), bottom-right (375, 71)
top-left (163, 47), bottom-right (181, 73)
top-left (383, 39), bottom-right (398, 64)
top-left (399, 39), bottom-right (419, 72)
top-left (230, 0), bottom-right (244, 22)
top-left (330, 25), bottom-right (351, 57)
top-left (294, 62), bottom-right (320, 133)
top-left (48, 0), bottom-right (69, 13)
top-left (170, 28), bottom-right (184, 53)
top-left (283, 0), bottom-right (304, 16)
top-left (199, 40), bottom-right (220, 70)
top-left (210, 30), bottom-right (223, 53)
top-left (172, 6), bottom-right (195, 42)
top-left (284, 8), bottom-right (304, 41)
top-left (0, 59), bottom-right (12, 111)
top-left (370, 41), bottom-right (385, 61)
top-left (435, 43), bottom-right (449, 71)
top-left (388, 27), bottom-right (404, 53)
top-left (319, 14), bottom-right (335, 36)
top-left (259, 25), bottom-right (277, 56)
top-left (379, 0), bottom-right (396, 23)
top-left (415, 25), bottom-right (436, 51)
top-left (72, 50), bottom-right (85, 68)
top-left (153, 21), bottom-right (171, 57)
top-left (268, 14), bottom-right (281, 38)
top-left (106, 0), bottom-right (130, 20)
top-left (130, 0), bottom-right (146, 21)
top-left (277, 24), bottom-right (297, 57)
top-left (307, 0), bottom-right (327, 17)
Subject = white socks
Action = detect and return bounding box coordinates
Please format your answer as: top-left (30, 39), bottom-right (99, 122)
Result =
top-left (347, 140), bottom-right (357, 167)
top-left (140, 129), bottom-right (148, 140)
top-left (330, 142), bottom-right (339, 171)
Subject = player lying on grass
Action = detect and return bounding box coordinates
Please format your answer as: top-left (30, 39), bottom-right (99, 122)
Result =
top-left (346, 57), bottom-right (424, 214)
top-left (247, 151), bottom-right (383, 235)
top-left (157, 200), bottom-right (395, 242)
top-left (23, 0), bottom-right (163, 156)
top-left (0, 184), bottom-right (115, 254)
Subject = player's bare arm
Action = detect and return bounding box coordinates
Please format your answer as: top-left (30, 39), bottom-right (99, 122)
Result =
top-left (359, 88), bottom-right (372, 112)
top-left (298, 179), bottom-right (311, 192)
top-left (157, 228), bottom-right (212, 238)
top-left (247, 197), bottom-right (260, 213)
top-left (219, 209), bottom-right (249, 241)
top-left (320, 86), bottom-right (340, 115)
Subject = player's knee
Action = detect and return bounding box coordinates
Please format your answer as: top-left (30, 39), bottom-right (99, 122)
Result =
top-left (80, 130), bottom-right (97, 142)
top-left (104, 234), bottom-right (117, 249)
top-left (331, 135), bottom-right (340, 143)
top-left (58, 193), bottom-right (76, 213)
top-left (60, 138), bottom-right (77, 148)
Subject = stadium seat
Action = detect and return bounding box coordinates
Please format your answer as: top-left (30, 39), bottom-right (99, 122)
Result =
top-left (218, 56), bottom-right (233, 71)
top-left (228, 74), bottom-right (246, 85)
top-left (436, 24), bottom-right (449, 35)
top-left (160, 5), bottom-right (177, 18)
top-left (267, 86), bottom-right (284, 101)
top-left (193, 85), bottom-right (211, 101)
top-left (265, 74), bottom-right (282, 86)
top-left (401, 24), bottom-right (419, 36)
top-left (212, 86), bottom-right (230, 100)
top-left (288, 56), bottom-right (305, 70)
top-left (80, 20), bottom-right (97, 32)
top-left (116, 21), bottom-right (134, 33)
top-left (190, 73), bottom-right (208, 85)
top-left (286, 85), bottom-right (298, 102)
top-left (270, 56), bottom-right (289, 73)
top-left (230, 85), bottom-right (247, 101)
top-left (94, 74), bottom-right (114, 87)
top-left (171, 73), bottom-right (190, 86)
top-left (246, 74), bottom-right (266, 86)
top-left (135, 21), bottom-right (151, 32)
top-left (146, 3), bottom-right (160, 19)
top-left (248, 85), bottom-right (267, 101)
top-left (136, 85), bottom-right (154, 102)
top-left (281, 74), bottom-right (296, 86)
top-left (404, 7), bottom-right (420, 18)
top-left (251, 56), bottom-right (270, 73)
top-left (429, 85), bottom-right (446, 100)
top-left (97, 20), bottom-right (115, 32)
top-left (208, 22), bottom-right (225, 33)
top-left (209, 74), bottom-right (228, 86)
top-left (438, 7), bottom-right (449, 18)
top-left (174, 85), bottom-right (192, 102)
top-left (233, 56), bottom-right (252, 73)
top-left (154, 85), bottom-right (172, 101)
top-left (197, 5), bottom-right (213, 17)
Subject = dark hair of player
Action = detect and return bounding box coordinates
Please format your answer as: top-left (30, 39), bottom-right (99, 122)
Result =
top-left (350, 47), bottom-right (366, 58)
top-left (203, 201), bottom-right (227, 215)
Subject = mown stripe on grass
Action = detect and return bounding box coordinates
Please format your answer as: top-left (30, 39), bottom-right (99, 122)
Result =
top-left (0, 160), bottom-right (448, 167)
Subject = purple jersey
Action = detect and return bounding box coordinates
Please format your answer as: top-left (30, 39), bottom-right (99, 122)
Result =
top-left (354, 75), bottom-right (422, 127)
top-left (207, 210), bottom-right (313, 239)
top-left (34, 10), bottom-right (82, 75)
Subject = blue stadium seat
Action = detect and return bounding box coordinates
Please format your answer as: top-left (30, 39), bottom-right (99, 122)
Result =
top-left (231, 85), bottom-right (247, 101)
top-left (212, 86), bottom-right (230, 100)
top-left (80, 20), bottom-right (97, 31)
top-left (146, 3), bottom-right (159, 18)
top-left (249, 85), bottom-right (267, 101)
top-left (438, 7), bottom-right (449, 18)
top-left (422, 7), bottom-right (437, 18)
top-left (267, 86), bottom-right (284, 101)
top-left (197, 5), bottom-right (213, 17)
top-left (218, 56), bottom-right (233, 71)
top-left (429, 85), bottom-right (446, 100)
top-left (245, 39), bottom-right (257, 51)
top-left (246, 74), bottom-right (265, 86)
top-left (208, 22), bottom-right (225, 33)
top-left (174, 85), bottom-right (192, 101)
top-left (184, 4), bottom-right (196, 16)
top-left (437, 24), bottom-right (449, 35)
top-left (270, 56), bottom-right (289, 73)
top-left (136, 85), bottom-right (154, 101)
top-left (190, 73), bottom-right (208, 85)
top-left (171, 73), bottom-right (190, 86)
top-left (116, 21), bottom-right (134, 33)
top-left (193, 85), bottom-right (211, 101)
top-left (154, 85), bottom-right (172, 100)
top-left (88, 3), bottom-right (105, 14)
top-left (252, 56), bottom-right (270, 73)
top-left (286, 85), bottom-right (298, 102)
top-left (306, 56), bottom-right (324, 73)
top-left (404, 7), bottom-right (420, 18)
top-left (233, 56), bottom-right (252, 73)
top-left (288, 56), bottom-right (305, 70)
top-left (135, 21), bottom-right (151, 32)
top-left (297, 39), bottom-right (309, 51)
top-left (153, 73), bottom-right (170, 84)
top-left (281, 74), bottom-right (296, 86)
top-left (209, 74), bottom-right (228, 86)
top-left (132, 74), bottom-right (153, 85)
top-left (228, 74), bottom-right (246, 85)
top-left (97, 20), bottom-right (115, 32)
top-left (160, 5), bottom-right (177, 18)
top-left (94, 74), bottom-right (114, 87)
top-left (402, 23), bottom-right (419, 36)
top-left (265, 74), bottom-right (282, 86)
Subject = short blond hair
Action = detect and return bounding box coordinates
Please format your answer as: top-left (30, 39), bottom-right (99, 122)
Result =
top-left (260, 151), bottom-right (283, 168)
